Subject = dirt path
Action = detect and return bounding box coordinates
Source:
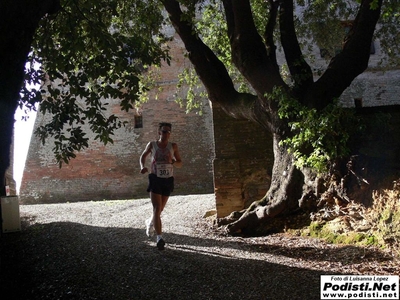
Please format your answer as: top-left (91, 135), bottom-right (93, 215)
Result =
top-left (1, 194), bottom-right (398, 300)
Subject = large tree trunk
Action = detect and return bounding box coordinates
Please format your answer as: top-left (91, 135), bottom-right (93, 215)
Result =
top-left (162, 0), bottom-right (383, 233)
top-left (219, 105), bottom-right (400, 233)
top-left (218, 134), bottom-right (315, 233)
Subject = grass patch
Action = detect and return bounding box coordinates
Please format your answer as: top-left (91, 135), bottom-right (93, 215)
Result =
top-left (300, 180), bottom-right (400, 256)
top-left (307, 222), bottom-right (378, 246)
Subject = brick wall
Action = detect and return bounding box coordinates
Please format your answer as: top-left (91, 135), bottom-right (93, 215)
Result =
top-left (211, 102), bottom-right (273, 217)
top-left (19, 36), bottom-right (215, 204)
top-left (19, 97), bottom-right (215, 204)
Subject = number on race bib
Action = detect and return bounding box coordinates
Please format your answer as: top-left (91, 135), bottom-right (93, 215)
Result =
top-left (156, 164), bottom-right (173, 178)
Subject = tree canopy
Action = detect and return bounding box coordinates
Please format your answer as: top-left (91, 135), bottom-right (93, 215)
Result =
top-left (17, 0), bottom-right (399, 167)
top-left (20, 0), bottom-right (169, 165)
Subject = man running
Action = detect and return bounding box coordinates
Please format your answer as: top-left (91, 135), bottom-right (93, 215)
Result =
top-left (139, 122), bottom-right (182, 250)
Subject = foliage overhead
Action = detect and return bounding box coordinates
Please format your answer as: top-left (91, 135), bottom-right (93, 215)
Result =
top-left (21, 0), bottom-right (399, 167)
top-left (21, 0), bottom-right (169, 165)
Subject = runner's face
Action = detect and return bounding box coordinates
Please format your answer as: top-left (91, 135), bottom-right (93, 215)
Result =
top-left (159, 126), bottom-right (171, 140)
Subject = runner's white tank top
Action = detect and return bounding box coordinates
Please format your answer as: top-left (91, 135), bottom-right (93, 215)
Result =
top-left (150, 141), bottom-right (174, 178)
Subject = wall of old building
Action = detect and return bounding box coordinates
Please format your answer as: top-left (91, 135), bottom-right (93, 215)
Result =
top-left (19, 36), bottom-right (215, 204)
top-left (19, 98), bottom-right (215, 204)
top-left (211, 102), bottom-right (273, 217)
top-left (308, 36), bottom-right (400, 109)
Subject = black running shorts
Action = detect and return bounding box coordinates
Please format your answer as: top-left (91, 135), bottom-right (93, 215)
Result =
top-left (147, 173), bottom-right (174, 196)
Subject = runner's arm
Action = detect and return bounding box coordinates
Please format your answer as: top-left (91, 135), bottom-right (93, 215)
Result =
top-left (172, 143), bottom-right (182, 168)
top-left (139, 142), bottom-right (152, 173)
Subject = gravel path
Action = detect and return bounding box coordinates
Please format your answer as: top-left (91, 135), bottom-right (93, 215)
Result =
top-left (1, 194), bottom-right (398, 300)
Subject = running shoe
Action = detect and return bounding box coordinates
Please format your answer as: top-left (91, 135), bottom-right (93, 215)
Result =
top-left (145, 217), bottom-right (155, 237)
top-left (157, 238), bottom-right (165, 250)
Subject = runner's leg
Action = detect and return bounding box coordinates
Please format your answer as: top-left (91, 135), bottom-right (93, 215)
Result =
top-left (151, 192), bottom-right (163, 235)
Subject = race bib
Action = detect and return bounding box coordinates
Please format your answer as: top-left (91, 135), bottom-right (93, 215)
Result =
top-left (156, 163), bottom-right (173, 178)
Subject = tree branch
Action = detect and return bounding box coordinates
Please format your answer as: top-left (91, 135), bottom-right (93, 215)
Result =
top-left (222, 0), bottom-right (285, 94)
top-left (162, 1), bottom-right (234, 97)
top-left (279, 0), bottom-right (313, 100)
top-left (264, 0), bottom-right (279, 66)
top-left (161, 0), bottom-right (257, 120)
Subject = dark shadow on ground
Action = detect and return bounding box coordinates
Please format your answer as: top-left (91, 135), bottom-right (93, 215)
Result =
top-left (0, 220), bottom-right (360, 300)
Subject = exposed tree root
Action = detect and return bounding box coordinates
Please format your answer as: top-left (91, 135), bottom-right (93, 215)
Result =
top-left (225, 199), bottom-right (288, 234)
top-left (217, 154), bottom-right (389, 235)
top-left (219, 165), bottom-right (304, 234)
